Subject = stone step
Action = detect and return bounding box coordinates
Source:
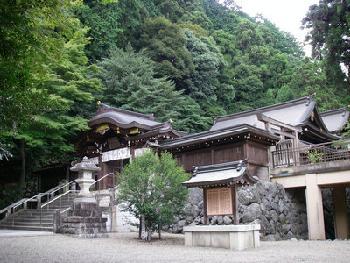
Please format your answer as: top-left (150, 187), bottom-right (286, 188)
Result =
top-left (7, 218), bottom-right (53, 224)
top-left (45, 204), bottom-right (72, 208)
top-left (0, 224), bottom-right (53, 231)
top-left (16, 211), bottom-right (56, 216)
top-left (1, 222), bottom-right (53, 227)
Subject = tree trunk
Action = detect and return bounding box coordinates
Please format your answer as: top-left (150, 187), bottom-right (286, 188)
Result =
top-left (138, 215), bottom-right (143, 239)
top-left (158, 224), bottom-right (161, 239)
top-left (19, 139), bottom-right (25, 189)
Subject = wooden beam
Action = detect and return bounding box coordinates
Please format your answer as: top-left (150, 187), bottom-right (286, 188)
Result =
top-left (271, 128), bottom-right (296, 139)
top-left (203, 188), bottom-right (208, 225)
top-left (257, 113), bottom-right (301, 132)
top-left (232, 185), bottom-right (239, 224)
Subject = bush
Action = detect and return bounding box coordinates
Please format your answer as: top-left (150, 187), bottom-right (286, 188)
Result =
top-left (118, 151), bottom-right (189, 241)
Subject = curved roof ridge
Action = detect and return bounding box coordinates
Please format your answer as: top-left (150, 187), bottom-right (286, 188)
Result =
top-left (98, 103), bottom-right (155, 120)
top-left (320, 107), bottom-right (349, 117)
top-left (214, 96), bottom-right (313, 123)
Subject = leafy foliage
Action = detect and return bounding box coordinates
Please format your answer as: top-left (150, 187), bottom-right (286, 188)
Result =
top-left (118, 151), bottom-right (189, 240)
top-left (98, 46), bottom-right (210, 131)
top-left (2, 0), bottom-right (349, 195)
top-left (302, 0), bottom-right (350, 105)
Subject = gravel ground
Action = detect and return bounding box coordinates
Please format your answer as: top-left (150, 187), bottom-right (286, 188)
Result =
top-left (0, 232), bottom-right (349, 263)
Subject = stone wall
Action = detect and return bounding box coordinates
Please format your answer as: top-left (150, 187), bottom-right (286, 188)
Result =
top-left (168, 181), bottom-right (308, 240)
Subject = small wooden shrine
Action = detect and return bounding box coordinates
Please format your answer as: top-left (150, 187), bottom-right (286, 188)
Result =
top-left (183, 160), bottom-right (257, 225)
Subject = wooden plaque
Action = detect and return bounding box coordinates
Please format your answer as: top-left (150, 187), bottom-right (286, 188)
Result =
top-left (207, 187), bottom-right (233, 216)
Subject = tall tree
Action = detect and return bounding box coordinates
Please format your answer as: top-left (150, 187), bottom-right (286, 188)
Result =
top-left (303, 0), bottom-right (350, 104)
top-left (1, 1), bottom-right (101, 189)
top-left (75, 0), bottom-right (122, 61)
top-left (98, 46), bottom-right (210, 131)
top-left (138, 17), bottom-right (194, 91)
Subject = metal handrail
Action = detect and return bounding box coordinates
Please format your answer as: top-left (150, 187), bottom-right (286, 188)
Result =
top-left (40, 173), bottom-right (115, 209)
top-left (0, 180), bottom-right (77, 220)
top-left (40, 189), bottom-right (79, 209)
top-left (1, 172), bottom-right (116, 223)
top-left (89, 172), bottom-right (115, 190)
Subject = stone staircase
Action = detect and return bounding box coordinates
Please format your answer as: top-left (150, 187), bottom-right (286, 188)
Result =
top-left (0, 192), bottom-right (78, 231)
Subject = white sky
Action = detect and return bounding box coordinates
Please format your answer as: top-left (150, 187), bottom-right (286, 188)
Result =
top-left (233, 0), bottom-right (320, 54)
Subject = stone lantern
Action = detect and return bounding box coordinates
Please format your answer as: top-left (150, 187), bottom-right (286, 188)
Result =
top-left (70, 156), bottom-right (100, 200)
top-left (59, 156), bottom-right (107, 237)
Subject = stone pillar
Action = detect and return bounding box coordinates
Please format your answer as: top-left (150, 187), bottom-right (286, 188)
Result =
top-left (333, 185), bottom-right (349, 239)
top-left (305, 173), bottom-right (326, 240)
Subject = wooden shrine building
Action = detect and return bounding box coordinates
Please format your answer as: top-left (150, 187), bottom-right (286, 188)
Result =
top-left (183, 160), bottom-right (257, 224)
top-left (75, 103), bottom-right (181, 188)
top-left (77, 96), bottom-right (348, 186)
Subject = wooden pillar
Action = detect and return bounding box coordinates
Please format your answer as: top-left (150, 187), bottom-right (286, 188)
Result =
top-left (98, 154), bottom-right (104, 190)
top-left (231, 185), bottom-right (239, 224)
top-left (203, 188), bottom-right (208, 225)
top-left (211, 149), bottom-right (214, 165)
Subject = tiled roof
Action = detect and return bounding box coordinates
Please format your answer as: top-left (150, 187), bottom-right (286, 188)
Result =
top-left (320, 108), bottom-right (349, 134)
top-left (88, 104), bottom-right (163, 131)
top-left (160, 124), bottom-right (279, 149)
top-left (182, 160), bottom-right (256, 188)
top-left (210, 96), bottom-right (317, 131)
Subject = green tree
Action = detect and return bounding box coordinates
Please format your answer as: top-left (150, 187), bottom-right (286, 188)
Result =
top-left (98, 46), bottom-right (210, 131)
top-left (138, 17), bottom-right (194, 90)
top-left (118, 151), bottom-right (189, 241)
top-left (75, 0), bottom-right (122, 61)
top-left (0, 0), bottom-right (77, 132)
top-left (302, 0), bottom-right (349, 103)
top-left (1, 2), bottom-right (101, 189)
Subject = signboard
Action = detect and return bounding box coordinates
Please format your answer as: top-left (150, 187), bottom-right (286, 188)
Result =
top-left (102, 147), bottom-right (131, 162)
top-left (207, 187), bottom-right (232, 216)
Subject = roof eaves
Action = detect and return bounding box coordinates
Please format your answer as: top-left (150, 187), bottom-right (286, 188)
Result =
top-left (213, 96), bottom-right (313, 124)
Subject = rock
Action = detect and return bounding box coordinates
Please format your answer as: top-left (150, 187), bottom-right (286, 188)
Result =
top-left (178, 220), bottom-right (186, 228)
top-left (286, 231), bottom-right (294, 239)
top-left (217, 216), bottom-right (224, 225)
top-left (188, 188), bottom-right (203, 204)
top-left (183, 203), bottom-right (192, 216)
top-left (186, 216), bottom-right (193, 223)
top-left (241, 203), bottom-right (262, 223)
top-left (269, 210), bottom-right (278, 223)
top-left (193, 217), bottom-right (201, 225)
top-left (192, 205), bottom-right (201, 217)
top-left (282, 224), bottom-right (291, 234)
top-left (210, 216), bottom-right (218, 225)
top-left (223, 216), bottom-right (232, 225)
top-left (262, 198), bottom-right (272, 211)
top-left (290, 238), bottom-right (298, 241)
top-left (238, 187), bottom-right (260, 205)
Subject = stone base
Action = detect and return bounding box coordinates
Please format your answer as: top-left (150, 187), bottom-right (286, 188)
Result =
top-left (59, 199), bottom-right (108, 238)
top-left (183, 224), bottom-right (260, 251)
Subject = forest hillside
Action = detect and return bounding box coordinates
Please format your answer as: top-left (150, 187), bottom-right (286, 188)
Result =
top-left (0, 0), bottom-right (349, 199)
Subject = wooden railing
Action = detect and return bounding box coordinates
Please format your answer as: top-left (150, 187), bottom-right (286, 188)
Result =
top-left (272, 140), bottom-right (350, 168)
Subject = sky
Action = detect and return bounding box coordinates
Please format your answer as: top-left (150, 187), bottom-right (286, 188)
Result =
top-left (233, 0), bottom-right (319, 54)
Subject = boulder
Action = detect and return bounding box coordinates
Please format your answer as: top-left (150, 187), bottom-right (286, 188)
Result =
top-left (223, 216), bottom-right (232, 225)
top-left (241, 203), bottom-right (262, 223)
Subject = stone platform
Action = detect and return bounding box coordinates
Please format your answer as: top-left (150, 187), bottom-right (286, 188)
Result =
top-left (183, 224), bottom-right (260, 251)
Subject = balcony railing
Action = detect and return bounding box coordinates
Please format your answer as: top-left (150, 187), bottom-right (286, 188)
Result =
top-left (271, 140), bottom-right (350, 168)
